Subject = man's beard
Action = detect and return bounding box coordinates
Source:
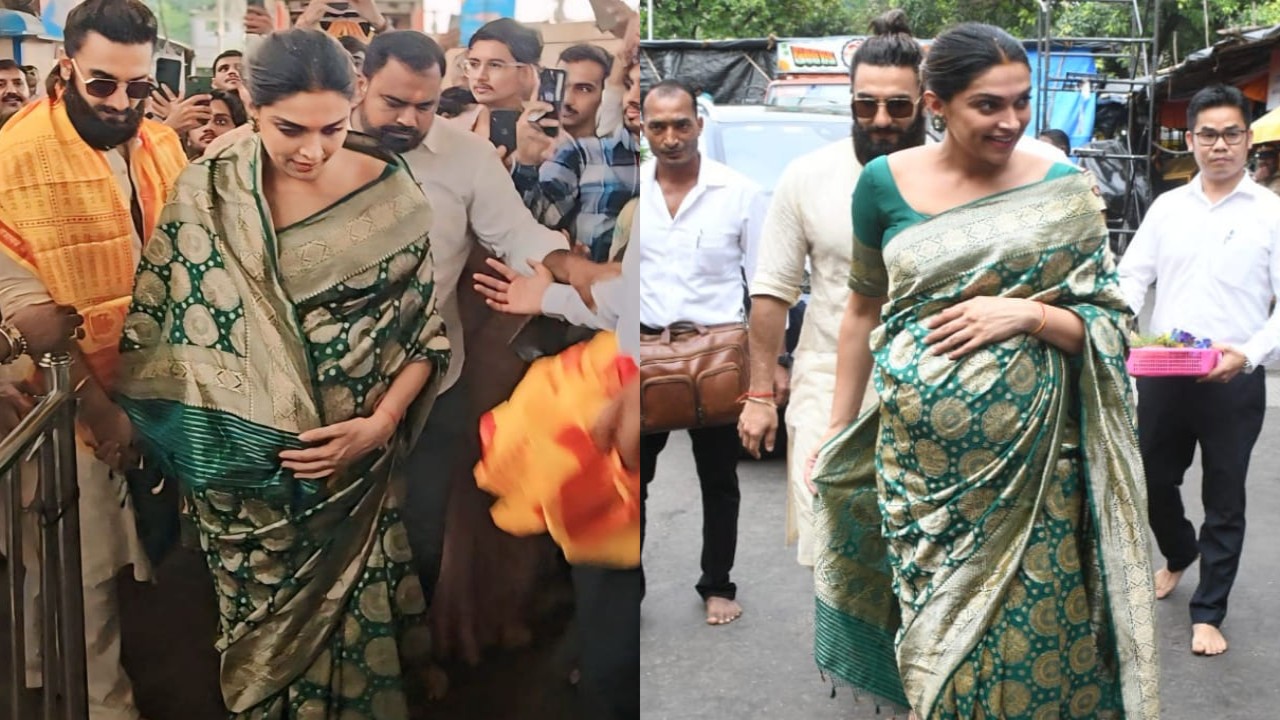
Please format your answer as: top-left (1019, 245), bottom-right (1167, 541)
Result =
top-left (358, 108), bottom-right (426, 154)
top-left (852, 112), bottom-right (927, 166)
top-left (64, 79), bottom-right (143, 150)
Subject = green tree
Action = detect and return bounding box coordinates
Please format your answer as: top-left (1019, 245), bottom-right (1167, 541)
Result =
top-left (642, 0), bottom-right (855, 40)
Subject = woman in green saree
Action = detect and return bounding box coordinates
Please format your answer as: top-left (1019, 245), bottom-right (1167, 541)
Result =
top-left (810, 24), bottom-right (1160, 719)
top-left (115, 30), bottom-right (449, 719)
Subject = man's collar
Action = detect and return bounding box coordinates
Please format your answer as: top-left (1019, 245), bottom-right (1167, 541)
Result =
top-left (1191, 171), bottom-right (1261, 203)
top-left (424, 120), bottom-right (445, 153)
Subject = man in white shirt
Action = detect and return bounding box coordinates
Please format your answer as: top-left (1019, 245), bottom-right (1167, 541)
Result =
top-left (739, 10), bottom-right (927, 568)
top-left (639, 79), bottom-right (767, 626)
top-left (353, 31), bottom-right (610, 599)
top-left (1118, 84), bottom-right (1280, 657)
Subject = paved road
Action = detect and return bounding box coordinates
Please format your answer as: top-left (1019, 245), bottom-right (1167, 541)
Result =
top-left (641, 410), bottom-right (1280, 719)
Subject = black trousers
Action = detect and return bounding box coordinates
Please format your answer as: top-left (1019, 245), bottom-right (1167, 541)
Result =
top-left (640, 424), bottom-right (741, 600)
top-left (571, 564), bottom-right (641, 720)
top-left (401, 379), bottom-right (476, 603)
top-left (1137, 372), bottom-right (1265, 626)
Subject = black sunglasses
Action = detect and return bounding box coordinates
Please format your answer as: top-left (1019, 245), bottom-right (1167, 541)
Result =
top-left (852, 97), bottom-right (918, 120)
top-left (72, 59), bottom-right (154, 100)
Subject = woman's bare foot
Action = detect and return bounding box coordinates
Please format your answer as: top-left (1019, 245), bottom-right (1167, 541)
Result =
top-left (705, 596), bottom-right (742, 625)
top-left (1154, 567), bottom-right (1184, 599)
top-left (1191, 623), bottom-right (1228, 656)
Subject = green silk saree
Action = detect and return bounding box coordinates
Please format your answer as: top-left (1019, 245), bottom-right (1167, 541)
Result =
top-left (813, 170), bottom-right (1159, 719)
top-left (115, 134), bottom-right (450, 719)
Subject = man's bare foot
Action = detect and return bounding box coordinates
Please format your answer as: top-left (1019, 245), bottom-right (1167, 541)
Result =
top-left (705, 596), bottom-right (742, 625)
top-left (1191, 623), bottom-right (1228, 656)
top-left (1154, 567), bottom-right (1184, 599)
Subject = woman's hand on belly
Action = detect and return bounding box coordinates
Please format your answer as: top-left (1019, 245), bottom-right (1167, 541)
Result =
top-left (923, 297), bottom-right (1040, 360)
top-left (279, 411), bottom-right (398, 479)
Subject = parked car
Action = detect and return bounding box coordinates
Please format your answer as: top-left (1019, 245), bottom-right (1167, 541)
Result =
top-left (698, 104), bottom-right (851, 199)
top-left (763, 76), bottom-right (852, 111)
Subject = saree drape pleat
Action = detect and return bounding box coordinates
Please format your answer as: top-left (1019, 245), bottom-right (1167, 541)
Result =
top-left (116, 135), bottom-right (451, 719)
top-left (813, 172), bottom-right (1159, 719)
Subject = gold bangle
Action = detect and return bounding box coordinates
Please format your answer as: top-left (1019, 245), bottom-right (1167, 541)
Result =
top-left (1030, 301), bottom-right (1048, 336)
top-left (743, 396), bottom-right (777, 409)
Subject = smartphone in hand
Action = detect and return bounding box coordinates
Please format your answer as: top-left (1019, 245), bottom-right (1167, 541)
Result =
top-left (536, 68), bottom-right (567, 138)
top-left (489, 109), bottom-right (520, 156)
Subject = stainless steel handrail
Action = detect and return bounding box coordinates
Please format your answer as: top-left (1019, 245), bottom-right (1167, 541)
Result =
top-left (1, 353), bottom-right (88, 720)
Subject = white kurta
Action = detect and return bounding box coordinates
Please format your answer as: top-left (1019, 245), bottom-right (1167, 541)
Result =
top-left (750, 139), bottom-right (878, 567)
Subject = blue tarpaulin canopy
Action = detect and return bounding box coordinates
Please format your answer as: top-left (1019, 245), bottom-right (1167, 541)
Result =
top-left (0, 9), bottom-right (63, 40)
top-left (1027, 48), bottom-right (1099, 151)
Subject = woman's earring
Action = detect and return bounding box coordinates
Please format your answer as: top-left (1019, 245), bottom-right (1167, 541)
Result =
top-left (931, 114), bottom-right (947, 133)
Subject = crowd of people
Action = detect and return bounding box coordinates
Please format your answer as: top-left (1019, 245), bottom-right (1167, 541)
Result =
top-left (640, 8), bottom-right (1280, 720)
top-left (0, 0), bottom-right (639, 719)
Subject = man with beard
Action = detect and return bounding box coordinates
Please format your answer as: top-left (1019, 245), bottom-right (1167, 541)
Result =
top-left (0, 1), bottom-right (187, 718)
top-left (511, 44), bottom-right (640, 261)
top-left (0, 59), bottom-right (31, 127)
top-left (352, 29), bottom-right (617, 603)
top-left (738, 9), bottom-right (926, 567)
top-left (639, 78), bottom-right (767, 627)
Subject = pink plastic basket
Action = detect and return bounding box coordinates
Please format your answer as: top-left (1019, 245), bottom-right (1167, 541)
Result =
top-left (1125, 347), bottom-right (1220, 377)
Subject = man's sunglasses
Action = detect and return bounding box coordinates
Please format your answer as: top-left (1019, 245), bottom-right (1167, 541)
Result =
top-left (852, 96), bottom-right (919, 120)
top-left (71, 58), bottom-right (154, 100)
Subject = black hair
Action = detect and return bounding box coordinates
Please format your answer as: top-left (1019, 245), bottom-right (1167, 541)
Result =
top-left (338, 35), bottom-right (367, 58)
top-left (922, 23), bottom-right (1028, 102)
top-left (558, 43), bottom-right (613, 81)
top-left (209, 88), bottom-right (248, 126)
top-left (0, 59), bottom-right (19, 73)
top-left (437, 86), bottom-right (476, 117)
top-left (1186, 83), bottom-right (1248, 130)
top-left (850, 9), bottom-right (923, 85)
top-left (1038, 128), bottom-right (1070, 153)
top-left (468, 18), bottom-right (542, 65)
top-left (643, 78), bottom-right (698, 115)
top-left (245, 28), bottom-right (356, 107)
top-left (64, 0), bottom-right (158, 57)
top-left (363, 30), bottom-right (446, 79)
top-left (213, 49), bottom-right (242, 71)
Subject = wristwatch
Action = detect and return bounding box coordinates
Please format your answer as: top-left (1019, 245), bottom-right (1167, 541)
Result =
top-left (1242, 356), bottom-right (1256, 374)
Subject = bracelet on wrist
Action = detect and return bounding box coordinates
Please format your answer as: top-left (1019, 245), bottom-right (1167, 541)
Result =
top-left (741, 396), bottom-right (777, 409)
top-left (0, 322), bottom-right (28, 363)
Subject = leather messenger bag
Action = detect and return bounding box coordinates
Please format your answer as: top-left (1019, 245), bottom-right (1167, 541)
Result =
top-left (639, 322), bottom-right (749, 434)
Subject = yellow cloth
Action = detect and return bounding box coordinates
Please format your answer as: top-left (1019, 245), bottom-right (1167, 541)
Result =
top-left (0, 98), bottom-right (186, 387)
top-left (475, 332), bottom-right (641, 568)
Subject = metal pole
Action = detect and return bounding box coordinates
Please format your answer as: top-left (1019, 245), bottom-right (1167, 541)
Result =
top-left (39, 399), bottom-right (60, 720)
top-left (646, 0), bottom-right (653, 40)
top-left (44, 353), bottom-right (86, 720)
top-left (6, 466), bottom-right (26, 720)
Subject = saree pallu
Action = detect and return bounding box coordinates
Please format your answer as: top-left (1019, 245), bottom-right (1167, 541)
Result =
top-left (812, 172), bottom-right (1159, 719)
top-left (115, 135), bottom-right (451, 719)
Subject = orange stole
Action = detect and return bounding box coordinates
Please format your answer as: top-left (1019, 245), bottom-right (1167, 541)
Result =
top-left (0, 99), bottom-right (187, 387)
top-left (475, 332), bottom-right (641, 568)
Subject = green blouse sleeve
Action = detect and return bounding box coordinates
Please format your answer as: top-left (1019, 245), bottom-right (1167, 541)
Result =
top-left (849, 156), bottom-right (890, 297)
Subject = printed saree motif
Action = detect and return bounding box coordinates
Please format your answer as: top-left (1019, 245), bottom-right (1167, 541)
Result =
top-left (115, 135), bottom-right (450, 719)
top-left (812, 171), bottom-right (1159, 719)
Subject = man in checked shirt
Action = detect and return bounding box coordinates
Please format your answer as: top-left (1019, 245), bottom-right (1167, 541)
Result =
top-left (511, 45), bottom-right (641, 262)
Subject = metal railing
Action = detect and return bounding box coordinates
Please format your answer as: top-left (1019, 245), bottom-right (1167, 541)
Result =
top-left (1, 353), bottom-right (88, 720)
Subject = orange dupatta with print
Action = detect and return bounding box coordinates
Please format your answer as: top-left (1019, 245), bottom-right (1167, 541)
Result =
top-left (0, 98), bottom-right (186, 387)
top-left (476, 331), bottom-right (641, 568)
